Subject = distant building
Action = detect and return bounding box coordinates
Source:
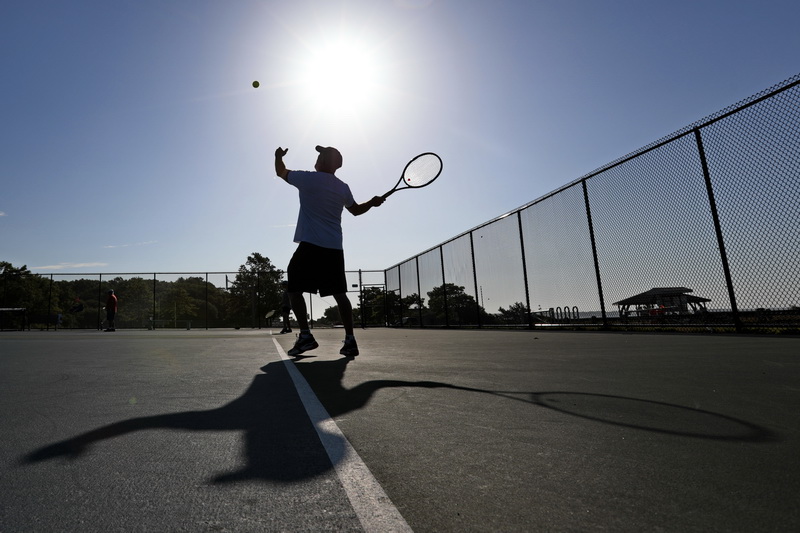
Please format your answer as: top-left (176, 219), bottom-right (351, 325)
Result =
top-left (613, 287), bottom-right (710, 317)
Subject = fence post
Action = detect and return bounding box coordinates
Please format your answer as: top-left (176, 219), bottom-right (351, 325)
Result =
top-left (582, 180), bottom-right (608, 328)
top-left (383, 270), bottom-right (389, 327)
top-left (469, 231), bottom-right (482, 327)
top-left (517, 211), bottom-right (533, 328)
top-left (308, 293), bottom-right (313, 329)
top-left (694, 128), bottom-right (741, 332)
top-left (98, 274), bottom-right (103, 330)
top-left (415, 256), bottom-right (423, 327)
top-left (398, 266), bottom-right (403, 327)
top-left (152, 273), bottom-right (157, 330)
top-left (47, 274), bottom-right (53, 331)
top-left (359, 269), bottom-right (365, 329)
top-left (439, 245), bottom-right (449, 327)
top-left (255, 271), bottom-right (260, 329)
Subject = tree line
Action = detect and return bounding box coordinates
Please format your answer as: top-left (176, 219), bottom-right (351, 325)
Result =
top-left (0, 254), bottom-right (283, 330)
top-left (2, 256), bottom-right (533, 331)
top-left (357, 282), bottom-right (532, 327)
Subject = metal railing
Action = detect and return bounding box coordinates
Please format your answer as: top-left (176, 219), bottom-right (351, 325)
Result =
top-left (384, 73), bottom-right (800, 333)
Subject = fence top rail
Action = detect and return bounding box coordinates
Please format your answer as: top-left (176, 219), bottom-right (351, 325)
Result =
top-left (3, 272), bottom-right (240, 277)
top-left (384, 72), bottom-right (800, 272)
top-left (6, 270), bottom-right (385, 278)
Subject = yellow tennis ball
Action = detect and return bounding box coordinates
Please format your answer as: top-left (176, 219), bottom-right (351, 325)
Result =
top-left (252, 80), bottom-right (260, 88)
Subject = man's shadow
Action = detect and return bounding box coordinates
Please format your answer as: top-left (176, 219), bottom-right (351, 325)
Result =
top-left (292, 356), bottom-right (777, 443)
top-left (23, 355), bottom-right (776, 483)
top-left (22, 361), bottom-right (340, 483)
top-left (292, 355), bottom-right (450, 417)
top-left (22, 357), bottom-right (484, 484)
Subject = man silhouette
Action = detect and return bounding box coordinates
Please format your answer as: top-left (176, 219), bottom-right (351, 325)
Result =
top-left (275, 145), bottom-right (384, 357)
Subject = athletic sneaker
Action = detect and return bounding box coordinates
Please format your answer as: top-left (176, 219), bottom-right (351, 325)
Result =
top-left (340, 337), bottom-right (359, 357)
top-left (279, 327), bottom-right (292, 334)
top-left (288, 333), bottom-right (318, 356)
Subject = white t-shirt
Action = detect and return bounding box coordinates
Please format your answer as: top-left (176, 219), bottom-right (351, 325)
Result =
top-left (287, 170), bottom-right (355, 250)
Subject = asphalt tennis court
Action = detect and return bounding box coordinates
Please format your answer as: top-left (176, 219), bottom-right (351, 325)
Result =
top-left (1, 328), bottom-right (798, 532)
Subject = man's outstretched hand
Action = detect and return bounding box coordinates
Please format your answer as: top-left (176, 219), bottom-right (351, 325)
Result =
top-left (275, 147), bottom-right (289, 178)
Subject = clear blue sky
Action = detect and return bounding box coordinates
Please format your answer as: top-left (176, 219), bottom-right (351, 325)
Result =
top-left (2, 0), bottom-right (799, 275)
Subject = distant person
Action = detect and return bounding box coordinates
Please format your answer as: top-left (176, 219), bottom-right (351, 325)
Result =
top-left (279, 281), bottom-right (292, 334)
top-left (274, 145), bottom-right (385, 357)
top-left (105, 289), bottom-right (117, 332)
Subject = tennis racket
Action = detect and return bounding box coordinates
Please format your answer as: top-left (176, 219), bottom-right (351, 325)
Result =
top-left (382, 152), bottom-right (443, 199)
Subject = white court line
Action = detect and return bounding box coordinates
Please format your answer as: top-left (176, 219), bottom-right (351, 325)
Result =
top-left (272, 338), bottom-right (413, 533)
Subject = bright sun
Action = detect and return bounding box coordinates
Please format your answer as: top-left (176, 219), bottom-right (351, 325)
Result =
top-left (295, 37), bottom-right (385, 115)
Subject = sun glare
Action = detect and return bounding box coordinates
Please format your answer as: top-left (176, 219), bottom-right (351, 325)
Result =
top-left (295, 37), bottom-right (385, 116)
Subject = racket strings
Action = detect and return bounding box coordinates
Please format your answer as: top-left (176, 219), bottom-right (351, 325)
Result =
top-left (404, 154), bottom-right (442, 186)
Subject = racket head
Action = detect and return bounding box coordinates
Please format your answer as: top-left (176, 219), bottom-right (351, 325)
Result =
top-left (402, 152), bottom-right (442, 188)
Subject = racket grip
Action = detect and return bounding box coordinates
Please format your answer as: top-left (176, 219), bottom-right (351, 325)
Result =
top-left (381, 189), bottom-right (396, 200)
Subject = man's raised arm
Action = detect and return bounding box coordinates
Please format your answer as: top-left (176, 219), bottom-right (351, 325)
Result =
top-left (347, 196), bottom-right (385, 216)
top-left (275, 147), bottom-right (290, 180)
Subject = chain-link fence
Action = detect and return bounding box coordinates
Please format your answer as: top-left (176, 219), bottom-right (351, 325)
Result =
top-left (4, 75), bottom-right (798, 334)
top-left (0, 270), bottom-right (384, 331)
top-left (385, 73), bottom-right (800, 333)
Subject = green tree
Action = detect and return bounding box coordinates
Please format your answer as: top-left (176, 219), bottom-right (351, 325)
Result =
top-left (53, 277), bottom-right (105, 328)
top-left (321, 305), bottom-right (339, 325)
top-left (0, 262), bottom-right (54, 329)
top-left (356, 286), bottom-right (385, 326)
top-left (175, 276), bottom-right (228, 326)
top-left (427, 283), bottom-right (488, 326)
top-left (497, 301), bottom-right (530, 326)
top-left (112, 277), bottom-right (153, 328)
top-left (229, 253), bottom-right (284, 328)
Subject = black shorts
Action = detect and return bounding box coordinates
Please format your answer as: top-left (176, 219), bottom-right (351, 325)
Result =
top-left (287, 242), bottom-right (347, 297)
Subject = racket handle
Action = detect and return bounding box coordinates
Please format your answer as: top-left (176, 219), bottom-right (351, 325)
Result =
top-left (381, 189), bottom-right (396, 200)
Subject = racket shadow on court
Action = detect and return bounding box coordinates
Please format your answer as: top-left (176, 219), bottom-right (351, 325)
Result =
top-left (21, 361), bottom-right (344, 483)
top-left (294, 358), bottom-right (777, 443)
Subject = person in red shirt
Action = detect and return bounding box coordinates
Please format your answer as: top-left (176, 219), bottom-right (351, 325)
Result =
top-left (105, 290), bottom-right (117, 332)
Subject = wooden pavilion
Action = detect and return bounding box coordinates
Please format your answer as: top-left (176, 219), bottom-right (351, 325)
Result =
top-left (613, 287), bottom-right (711, 317)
